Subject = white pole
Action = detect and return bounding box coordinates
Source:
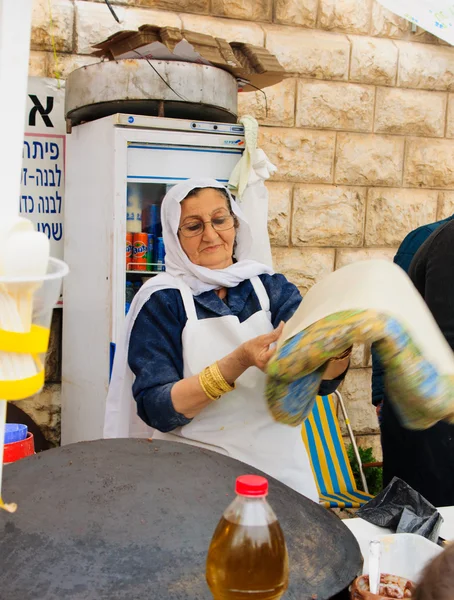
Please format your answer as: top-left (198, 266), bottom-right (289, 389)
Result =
top-left (0, 0), bottom-right (33, 513)
top-left (0, 0), bottom-right (34, 223)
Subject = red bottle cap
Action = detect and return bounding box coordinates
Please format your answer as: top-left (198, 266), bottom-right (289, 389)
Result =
top-left (235, 475), bottom-right (268, 497)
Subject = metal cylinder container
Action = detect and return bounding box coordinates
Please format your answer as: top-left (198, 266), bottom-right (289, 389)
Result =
top-left (65, 59), bottom-right (239, 126)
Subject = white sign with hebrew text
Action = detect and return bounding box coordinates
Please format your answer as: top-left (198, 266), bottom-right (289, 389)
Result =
top-left (20, 77), bottom-right (66, 260)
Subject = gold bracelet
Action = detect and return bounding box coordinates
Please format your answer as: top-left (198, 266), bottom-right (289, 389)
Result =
top-left (329, 346), bottom-right (353, 362)
top-left (199, 362), bottom-right (235, 401)
top-left (204, 363), bottom-right (235, 398)
top-left (210, 362), bottom-right (235, 393)
top-left (203, 367), bottom-right (220, 400)
top-left (199, 371), bottom-right (220, 401)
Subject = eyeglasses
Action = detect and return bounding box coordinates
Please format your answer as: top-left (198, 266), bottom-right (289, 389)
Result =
top-left (178, 212), bottom-right (235, 238)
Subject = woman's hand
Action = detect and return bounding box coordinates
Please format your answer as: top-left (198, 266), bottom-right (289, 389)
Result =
top-left (322, 348), bottom-right (352, 380)
top-left (238, 322), bottom-right (285, 372)
top-left (172, 322), bottom-right (285, 418)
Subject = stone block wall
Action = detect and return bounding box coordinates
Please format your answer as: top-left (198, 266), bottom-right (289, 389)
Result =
top-left (25, 0), bottom-right (454, 456)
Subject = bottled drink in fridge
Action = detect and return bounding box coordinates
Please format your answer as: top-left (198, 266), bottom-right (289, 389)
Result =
top-left (132, 233), bottom-right (148, 271)
top-left (125, 281), bottom-right (135, 315)
top-left (155, 237), bottom-right (166, 272)
top-left (206, 475), bottom-right (288, 600)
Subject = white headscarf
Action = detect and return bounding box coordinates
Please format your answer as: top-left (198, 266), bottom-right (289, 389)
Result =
top-left (103, 178), bottom-right (273, 438)
top-left (161, 177), bottom-right (273, 295)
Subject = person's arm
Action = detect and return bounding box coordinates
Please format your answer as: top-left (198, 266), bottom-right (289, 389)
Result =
top-left (262, 273), bottom-right (350, 387)
top-left (129, 289), bottom-right (284, 429)
top-left (128, 289), bottom-right (191, 432)
top-left (409, 222), bottom-right (454, 351)
top-left (172, 323), bottom-right (284, 418)
top-left (322, 355), bottom-right (351, 381)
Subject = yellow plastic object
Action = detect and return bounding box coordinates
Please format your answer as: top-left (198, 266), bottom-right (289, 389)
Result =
top-left (0, 257), bottom-right (68, 512)
top-left (0, 369), bottom-right (45, 400)
top-left (0, 325), bottom-right (50, 353)
top-left (0, 497), bottom-right (17, 513)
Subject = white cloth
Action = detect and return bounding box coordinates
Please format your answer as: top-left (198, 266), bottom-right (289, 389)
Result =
top-left (376, 0), bottom-right (454, 45)
top-left (104, 178), bottom-right (273, 439)
top-left (154, 276), bottom-right (318, 500)
top-left (229, 116), bottom-right (276, 267)
top-left (228, 115), bottom-right (259, 199)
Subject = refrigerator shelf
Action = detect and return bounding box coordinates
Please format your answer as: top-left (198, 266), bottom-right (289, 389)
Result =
top-left (126, 270), bottom-right (161, 276)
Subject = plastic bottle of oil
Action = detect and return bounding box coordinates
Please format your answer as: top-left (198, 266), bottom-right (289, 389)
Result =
top-left (206, 474), bottom-right (289, 600)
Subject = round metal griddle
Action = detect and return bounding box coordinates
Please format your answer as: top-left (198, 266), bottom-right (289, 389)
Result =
top-left (65, 60), bottom-right (238, 127)
top-left (0, 439), bottom-right (362, 599)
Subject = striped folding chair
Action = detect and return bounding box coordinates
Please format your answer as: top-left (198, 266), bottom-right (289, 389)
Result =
top-left (301, 391), bottom-right (374, 508)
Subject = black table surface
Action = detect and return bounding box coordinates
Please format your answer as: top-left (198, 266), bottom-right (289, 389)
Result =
top-left (0, 438), bottom-right (362, 599)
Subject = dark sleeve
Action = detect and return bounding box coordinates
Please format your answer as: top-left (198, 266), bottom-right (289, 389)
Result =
top-left (394, 228), bottom-right (430, 274)
top-left (261, 273), bottom-right (348, 394)
top-left (317, 371), bottom-right (348, 396)
top-left (409, 221), bottom-right (454, 352)
top-left (260, 273), bottom-right (303, 327)
top-left (128, 289), bottom-right (192, 432)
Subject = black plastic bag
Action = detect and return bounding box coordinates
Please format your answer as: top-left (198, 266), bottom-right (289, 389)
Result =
top-left (357, 477), bottom-right (443, 543)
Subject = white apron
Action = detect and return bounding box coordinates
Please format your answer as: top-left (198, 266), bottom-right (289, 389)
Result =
top-left (154, 276), bottom-right (318, 501)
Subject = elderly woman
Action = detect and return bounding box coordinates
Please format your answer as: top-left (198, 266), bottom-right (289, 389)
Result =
top-left (105, 178), bottom-right (350, 501)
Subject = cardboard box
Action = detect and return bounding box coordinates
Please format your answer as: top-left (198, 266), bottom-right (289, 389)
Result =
top-left (91, 25), bottom-right (285, 92)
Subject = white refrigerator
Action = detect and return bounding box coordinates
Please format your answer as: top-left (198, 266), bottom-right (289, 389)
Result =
top-left (62, 114), bottom-right (244, 445)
